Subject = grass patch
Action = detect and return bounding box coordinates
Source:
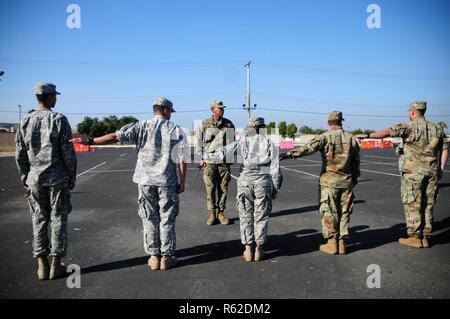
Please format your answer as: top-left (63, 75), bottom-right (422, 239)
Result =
top-left (0, 146), bottom-right (16, 153)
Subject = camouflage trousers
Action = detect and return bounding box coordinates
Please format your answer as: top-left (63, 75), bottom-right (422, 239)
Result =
top-left (138, 184), bottom-right (179, 256)
top-left (401, 173), bottom-right (438, 237)
top-left (236, 176), bottom-right (272, 246)
top-left (319, 186), bottom-right (354, 239)
top-left (28, 183), bottom-right (72, 258)
top-left (203, 163), bottom-right (231, 212)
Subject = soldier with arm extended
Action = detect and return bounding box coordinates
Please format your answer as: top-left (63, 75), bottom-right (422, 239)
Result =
top-left (15, 82), bottom-right (77, 280)
top-left (196, 100), bottom-right (235, 226)
top-left (355, 101), bottom-right (448, 248)
top-left (72, 97), bottom-right (187, 270)
top-left (210, 117), bottom-right (283, 261)
top-left (281, 111), bottom-right (360, 255)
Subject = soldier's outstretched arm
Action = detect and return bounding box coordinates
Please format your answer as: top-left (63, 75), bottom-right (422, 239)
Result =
top-left (70, 133), bottom-right (118, 145)
top-left (71, 122), bottom-right (139, 146)
top-left (283, 135), bottom-right (326, 160)
top-left (354, 128), bottom-right (391, 139)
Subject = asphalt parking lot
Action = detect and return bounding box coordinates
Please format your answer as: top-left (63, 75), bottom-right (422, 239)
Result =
top-left (0, 147), bottom-right (449, 299)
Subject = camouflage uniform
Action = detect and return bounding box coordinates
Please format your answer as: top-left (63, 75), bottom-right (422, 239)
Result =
top-left (215, 118), bottom-right (283, 245)
top-left (236, 129), bottom-right (282, 246)
top-left (390, 105), bottom-right (448, 238)
top-left (116, 97), bottom-right (187, 256)
top-left (287, 113), bottom-right (360, 240)
top-left (15, 83), bottom-right (77, 258)
top-left (195, 103), bottom-right (235, 213)
top-left (394, 141), bottom-right (404, 172)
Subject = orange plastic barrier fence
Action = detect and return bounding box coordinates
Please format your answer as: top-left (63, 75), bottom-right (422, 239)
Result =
top-left (73, 143), bottom-right (91, 153)
top-left (280, 140), bottom-right (294, 150)
top-left (379, 140), bottom-right (393, 149)
top-left (359, 139), bottom-right (393, 149)
top-left (360, 139), bottom-right (378, 149)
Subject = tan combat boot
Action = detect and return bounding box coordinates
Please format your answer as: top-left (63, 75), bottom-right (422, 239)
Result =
top-left (254, 245), bottom-right (265, 262)
top-left (243, 245), bottom-right (254, 262)
top-left (148, 256), bottom-right (160, 270)
top-left (319, 238), bottom-right (338, 255)
top-left (338, 239), bottom-right (346, 255)
top-left (422, 235), bottom-right (431, 248)
top-left (160, 256), bottom-right (177, 270)
top-left (217, 211), bottom-right (230, 225)
top-left (49, 256), bottom-right (67, 280)
top-left (207, 211), bottom-right (216, 226)
top-left (36, 256), bottom-right (50, 280)
top-left (399, 236), bottom-right (423, 248)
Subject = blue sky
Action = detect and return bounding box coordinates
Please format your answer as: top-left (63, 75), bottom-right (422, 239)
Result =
top-left (0, 0), bottom-right (449, 131)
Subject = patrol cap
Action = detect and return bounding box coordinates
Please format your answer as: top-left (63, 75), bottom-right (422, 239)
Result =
top-left (153, 96), bottom-right (176, 112)
top-left (409, 100), bottom-right (427, 112)
top-left (248, 117), bottom-right (266, 128)
top-left (210, 100), bottom-right (226, 109)
top-left (328, 111), bottom-right (343, 121)
top-left (35, 82), bottom-right (60, 95)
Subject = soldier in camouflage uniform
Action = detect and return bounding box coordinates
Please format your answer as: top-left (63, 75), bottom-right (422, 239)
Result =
top-left (15, 82), bottom-right (77, 280)
top-left (210, 117), bottom-right (283, 262)
top-left (281, 111), bottom-right (360, 255)
top-left (72, 97), bottom-right (187, 270)
top-left (355, 101), bottom-right (448, 248)
top-left (195, 101), bottom-right (235, 226)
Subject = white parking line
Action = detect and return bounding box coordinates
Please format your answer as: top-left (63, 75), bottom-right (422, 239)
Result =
top-left (361, 159), bottom-right (398, 167)
top-left (289, 158), bottom-right (402, 177)
top-left (360, 169), bottom-right (400, 177)
top-left (119, 153), bottom-right (128, 157)
top-left (281, 166), bottom-right (320, 178)
top-left (76, 162), bottom-right (107, 178)
top-left (363, 155), bottom-right (397, 160)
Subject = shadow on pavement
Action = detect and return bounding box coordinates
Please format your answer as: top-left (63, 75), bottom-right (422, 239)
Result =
top-left (80, 217), bottom-right (450, 274)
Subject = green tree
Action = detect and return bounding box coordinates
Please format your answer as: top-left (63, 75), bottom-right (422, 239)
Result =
top-left (102, 115), bottom-right (119, 134)
top-left (299, 125), bottom-right (314, 134)
top-left (351, 128), bottom-right (363, 135)
top-left (266, 121), bottom-right (276, 134)
top-left (77, 116), bottom-right (94, 136)
top-left (278, 121), bottom-right (287, 138)
top-left (119, 116), bottom-right (138, 128)
top-left (438, 121), bottom-right (448, 133)
top-left (313, 128), bottom-right (326, 135)
top-left (286, 123), bottom-right (298, 138)
top-left (90, 118), bottom-right (107, 137)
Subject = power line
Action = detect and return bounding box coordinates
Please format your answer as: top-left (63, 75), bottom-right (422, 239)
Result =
top-left (1, 107), bottom-right (449, 118)
top-left (0, 58), bottom-right (243, 68)
top-left (256, 61), bottom-right (450, 80)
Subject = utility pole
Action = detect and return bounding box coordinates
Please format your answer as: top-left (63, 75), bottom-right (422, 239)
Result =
top-left (245, 60), bottom-right (251, 118)
top-left (18, 104), bottom-right (22, 123)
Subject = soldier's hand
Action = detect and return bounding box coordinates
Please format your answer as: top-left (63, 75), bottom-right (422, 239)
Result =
top-left (69, 182), bottom-right (76, 191)
top-left (437, 168), bottom-right (443, 181)
top-left (23, 184), bottom-right (31, 198)
top-left (199, 160), bottom-right (206, 168)
top-left (271, 189), bottom-right (279, 200)
top-left (177, 184), bottom-right (185, 194)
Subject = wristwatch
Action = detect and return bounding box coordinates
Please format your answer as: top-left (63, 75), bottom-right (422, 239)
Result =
top-left (87, 137), bottom-right (94, 145)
